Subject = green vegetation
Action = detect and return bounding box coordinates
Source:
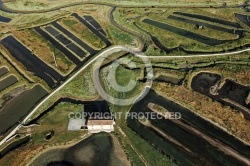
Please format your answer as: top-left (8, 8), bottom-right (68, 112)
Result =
top-left (0, 102), bottom-right (87, 165)
top-left (99, 58), bottom-right (175, 165)
top-left (106, 25), bottom-right (134, 45)
top-left (122, 127), bottom-right (176, 166)
top-left (59, 65), bottom-right (98, 99)
top-left (153, 68), bottom-right (186, 80)
top-left (114, 7), bottom-right (250, 54)
top-left (29, 64), bottom-right (98, 121)
top-left (3, 0), bottom-right (245, 12)
top-left (115, 65), bottom-right (140, 87)
top-left (14, 11), bottom-right (70, 29)
top-left (62, 19), bottom-right (78, 27)
top-left (100, 64), bottom-right (143, 106)
top-left (30, 102), bottom-right (85, 144)
top-left (1, 3), bottom-right (250, 165)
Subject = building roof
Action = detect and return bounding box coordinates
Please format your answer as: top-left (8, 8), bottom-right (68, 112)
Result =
top-left (87, 119), bottom-right (113, 126)
top-left (67, 119), bottom-right (84, 131)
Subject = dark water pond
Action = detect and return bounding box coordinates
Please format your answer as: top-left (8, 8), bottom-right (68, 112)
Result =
top-left (0, 15), bottom-right (11, 22)
top-left (30, 133), bottom-right (125, 166)
top-left (128, 89), bottom-right (250, 165)
top-left (0, 67), bottom-right (9, 77)
top-left (191, 72), bottom-right (250, 120)
top-left (55, 34), bottom-right (71, 45)
top-left (191, 72), bottom-right (221, 94)
top-left (218, 79), bottom-right (250, 108)
top-left (1, 35), bottom-right (63, 88)
top-left (235, 13), bottom-right (250, 27)
top-left (0, 84), bottom-right (48, 134)
top-left (45, 26), bottom-right (60, 36)
top-left (0, 136), bottom-right (30, 158)
top-left (0, 75), bottom-right (17, 92)
top-left (66, 43), bottom-right (87, 58)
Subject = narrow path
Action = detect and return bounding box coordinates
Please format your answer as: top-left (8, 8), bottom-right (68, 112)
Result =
top-left (118, 127), bottom-right (149, 166)
top-left (108, 7), bottom-right (145, 51)
top-left (142, 47), bottom-right (250, 58)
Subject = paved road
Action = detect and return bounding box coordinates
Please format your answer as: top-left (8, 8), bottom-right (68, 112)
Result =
top-left (0, 46), bottom-right (123, 145)
top-left (1, 0), bottom-right (250, 147)
top-left (143, 48), bottom-right (250, 58)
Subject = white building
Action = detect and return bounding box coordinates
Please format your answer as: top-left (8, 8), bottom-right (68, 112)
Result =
top-left (67, 113), bottom-right (115, 133)
top-left (86, 117), bottom-right (115, 133)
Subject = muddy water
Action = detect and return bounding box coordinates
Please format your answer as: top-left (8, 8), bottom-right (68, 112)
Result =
top-left (0, 84), bottom-right (48, 134)
top-left (30, 133), bottom-right (129, 166)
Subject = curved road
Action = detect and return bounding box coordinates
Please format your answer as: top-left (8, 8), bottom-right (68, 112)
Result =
top-left (1, 0), bottom-right (250, 150)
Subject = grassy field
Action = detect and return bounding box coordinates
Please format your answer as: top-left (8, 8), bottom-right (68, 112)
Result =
top-left (153, 67), bottom-right (187, 80)
top-left (100, 62), bottom-right (143, 106)
top-left (59, 65), bottom-right (98, 99)
top-left (115, 64), bottom-right (140, 87)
